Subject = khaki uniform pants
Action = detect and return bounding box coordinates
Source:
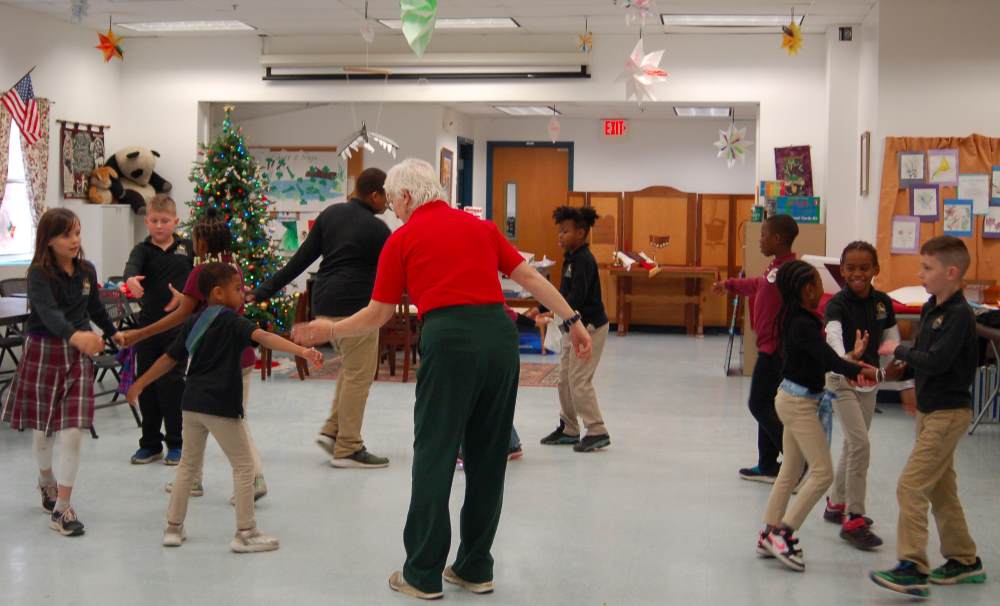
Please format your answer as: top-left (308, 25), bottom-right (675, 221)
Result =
top-left (827, 375), bottom-right (878, 515)
top-left (558, 323), bottom-right (609, 436)
top-left (317, 316), bottom-right (379, 459)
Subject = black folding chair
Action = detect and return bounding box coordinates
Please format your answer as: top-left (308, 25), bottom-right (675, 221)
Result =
top-left (0, 278), bottom-right (27, 376)
top-left (91, 288), bottom-right (142, 439)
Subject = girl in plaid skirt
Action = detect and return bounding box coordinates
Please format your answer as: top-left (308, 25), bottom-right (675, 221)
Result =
top-left (1, 209), bottom-right (118, 537)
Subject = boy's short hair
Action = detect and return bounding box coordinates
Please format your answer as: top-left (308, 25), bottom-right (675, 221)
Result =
top-left (356, 168), bottom-right (387, 199)
top-left (148, 194), bottom-right (177, 216)
top-left (197, 262), bottom-right (239, 298)
top-left (921, 236), bottom-right (971, 277)
top-left (765, 214), bottom-right (799, 247)
top-left (552, 206), bottom-right (599, 235)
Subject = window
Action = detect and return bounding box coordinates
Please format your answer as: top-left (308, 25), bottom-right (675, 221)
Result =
top-left (0, 122), bottom-right (36, 259)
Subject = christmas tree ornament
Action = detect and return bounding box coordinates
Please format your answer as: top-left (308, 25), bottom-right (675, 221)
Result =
top-left (617, 38), bottom-right (667, 104)
top-left (96, 22), bottom-right (125, 62)
top-left (400, 0), bottom-right (437, 57)
top-left (713, 123), bottom-right (752, 169)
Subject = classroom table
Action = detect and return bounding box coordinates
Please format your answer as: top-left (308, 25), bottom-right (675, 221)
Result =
top-left (0, 297), bottom-right (29, 326)
top-left (610, 266), bottom-right (720, 336)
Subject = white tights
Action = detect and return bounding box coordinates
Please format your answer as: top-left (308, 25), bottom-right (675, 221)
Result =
top-left (33, 429), bottom-right (83, 487)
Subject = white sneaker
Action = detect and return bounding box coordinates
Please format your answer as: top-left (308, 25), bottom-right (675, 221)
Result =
top-left (230, 528), bottom-right (279, 553)
top-left (163, 525), bottom-right (186, 547)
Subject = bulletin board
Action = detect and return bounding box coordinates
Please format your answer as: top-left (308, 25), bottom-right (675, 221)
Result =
top-left (876, 133), bottom-right (1000, 292)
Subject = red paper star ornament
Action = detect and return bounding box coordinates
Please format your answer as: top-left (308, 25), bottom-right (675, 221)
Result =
top-left (96, 26), bottom-right (124, 62)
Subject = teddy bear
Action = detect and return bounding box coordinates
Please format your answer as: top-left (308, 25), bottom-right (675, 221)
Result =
top-left (87, 166), bottom-right (118, 204)
top-left (103, 147), bottom-right (172, 215)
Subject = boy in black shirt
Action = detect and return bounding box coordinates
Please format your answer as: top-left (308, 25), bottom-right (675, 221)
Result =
top-left (871, 237), bottom-right (986, 597)
top-left (122, 195), bottom-right (194, 465)
top-left (127, 263), bottom-right (322, 553)
top-left (531, 206), bottom-right (611, 453)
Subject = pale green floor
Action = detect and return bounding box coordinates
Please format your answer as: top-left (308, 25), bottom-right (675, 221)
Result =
top-left (1, 334), bottom-right (998, 605)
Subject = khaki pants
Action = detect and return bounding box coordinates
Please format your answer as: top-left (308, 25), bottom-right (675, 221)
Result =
top-left (827, 375), bottom-right (878, 515)
top-left (897, 408), bottom-right (977, 574)
top-left (317, 316), bottom-right (379, 459)
top-left (242, 367), bottom-right (263, 475)
top-left (763, 388), bottom-right (834, 530)
top-left (558, 323), bottom-right (609, 436)
top-left (167, 411), bottom-right (256, 531)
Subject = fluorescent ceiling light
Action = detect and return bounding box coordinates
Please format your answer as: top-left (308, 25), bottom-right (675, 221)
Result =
top-left (118, 20), bottom-right (256, 32)
top-left (662, 14), bottom-right (790, 27)
top-left (493, 105), bottom-right (560, 116)
top-left (378, 18), bottom-right (519, 30)
top-left (673, 106), bottom-right (732, 117)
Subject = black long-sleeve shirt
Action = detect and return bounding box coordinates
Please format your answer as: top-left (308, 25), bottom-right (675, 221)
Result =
top-left (540, 244), bottom-right (608, 328)
top-left (782, 307), bottom-right (861, 392)
top-left (25, 261), bottom-right (117, 340)
top-left (894, 291), bottom-right (976, 412)
top-left (123, 236), bottom-right (194, 325)
top-left (252, 199), bottom-right (391, 318)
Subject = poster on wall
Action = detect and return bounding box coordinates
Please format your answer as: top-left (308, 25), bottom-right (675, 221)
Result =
top-left (910, 184), bottom-right (939, 222)
top-left (943, 199), bottom-right (974, 237)
top-left (898, 151), bottom-right (925, 187)
top-left (958, 173), bottom-right (990, 215)
top-left (439, 147), bottom-right (454, 203)
top-left (891, 215), bottom-right (920, 254)
top-left (927, 149), bottom-right (959, 186)
top-left (985, 208), bottom-right (1000, 239)
top-left (774, 146), bottom-right (813, 196)
top-left (59, 121), bottom-right (106, 198)
top-left (249, 147), bottom-right (346, 212)
top-left (775, 196), bottom-right (821, 224)
top-left (992, 166), bottom-right (1000, 206)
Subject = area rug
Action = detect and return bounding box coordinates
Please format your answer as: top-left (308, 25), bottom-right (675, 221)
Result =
top-left (282, 357), bottom-right (560, 387)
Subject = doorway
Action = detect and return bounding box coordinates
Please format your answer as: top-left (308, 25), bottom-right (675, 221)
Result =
top-left (456, 137), bottom-right (474, 207)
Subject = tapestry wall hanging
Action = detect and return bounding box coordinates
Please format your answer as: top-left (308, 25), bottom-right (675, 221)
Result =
top-left (59, 120), bottom-right (107, 198)
top-left (774, 145), bottom-right (814, 197)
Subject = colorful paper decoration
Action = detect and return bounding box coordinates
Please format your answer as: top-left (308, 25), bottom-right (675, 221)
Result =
top-left (617, 39), bottom-right (667, 104)
top-left (360, 21), bottom-right (376, 44)
top-left (280, 220), bottom-right (299, 252)
top-left (577, 31), bottom-right (593, 53)
top-left (943, 199), bottom-right (974, 237)
top-left (713, 124), bottom-right (752, 168)
top-left (776, 196), bottom-right (821, 224)
top-left (548, 115), bottom-right (561, 143)
top-left (336, 122), bottom-right (399, 161)
top-left (781, 20), bottom-right (803, 56)
top-left (618, 0), bottom-right (655, 26)
top-left (400, 0), bottom-right (437, 57)
top-left (96, 24), bottom-right (124, 62)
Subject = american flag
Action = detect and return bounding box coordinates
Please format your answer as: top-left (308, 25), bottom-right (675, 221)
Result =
top-left (2, 73), bottom-right (40, 146)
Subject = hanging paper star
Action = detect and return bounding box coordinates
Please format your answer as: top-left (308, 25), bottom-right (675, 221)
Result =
top-left (400, 0), bottom-right (438, 57)
top-left (577, 31), bottom-right (593, 53)
top-left (336, 122), bottom-right (399, 161)
top-left (618, 0), bottom-right (655, 26)
top-left (616, 39), bottom-right (667, 104)
top-left (548, 115), bottom-right (561, 143)
top-left (360, 21), bottom-right (376, 44)
top-left (714, 124), bottom-right (753, 169)
top-left (781, 20), bottom-right (804, 56)
top-left (96, 25), bottom-right (124, 62)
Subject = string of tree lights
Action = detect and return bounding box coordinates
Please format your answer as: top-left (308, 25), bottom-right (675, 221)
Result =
top-left (188, 104), bottom-right (297, 332)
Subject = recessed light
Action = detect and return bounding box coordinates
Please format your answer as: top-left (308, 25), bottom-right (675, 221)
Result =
top-left (378, 18), bottom-right (520, 30)
top-left (673, 106), bottom-right (733, 117)
top-left (493, 105), bottom-right (561, 116)
top-left (118, 20), bottom-right (256, 33)
top-left (662, 14), bottom-right (791, 27)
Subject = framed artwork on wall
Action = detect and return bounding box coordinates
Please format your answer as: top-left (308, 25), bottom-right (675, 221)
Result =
top-left (985, 208), bottom-right (1000, 239)
top-left (891, 215), bottom-right (920, 254)
top-left (860, 131), bottom-right (871, 196)
top-left (943, 199), bottom-right (974, 237)
top-left (910, 184), bottom-right (939, 222)
top-left (992, 166), bottom-right (1000, 206)
top-left (927, 149), bottom-right (959, 186)
top-left (898, 151), bottom-right (925, 187)
top-left (774, 145), bottom-right (813, 196)
top-left (958, 173), bottom-right (990, 215)
top-left (439, 147), bottom-right (454, 203)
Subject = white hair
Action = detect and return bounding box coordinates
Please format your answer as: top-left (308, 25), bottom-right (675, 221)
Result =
top-left (385, 158), bottom-right (445, 209)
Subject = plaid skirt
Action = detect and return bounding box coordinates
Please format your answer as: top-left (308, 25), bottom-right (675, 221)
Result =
top-left (1, 335), bottom-right (96, 435)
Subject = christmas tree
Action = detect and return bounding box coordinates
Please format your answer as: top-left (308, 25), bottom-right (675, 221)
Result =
top-left (188, 104), bottom-right (297, 332)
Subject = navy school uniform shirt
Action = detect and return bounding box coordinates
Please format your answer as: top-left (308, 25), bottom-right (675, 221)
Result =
top-left (781, 307), bottom-right (862, 393)
top-left (539, 243), bottom-right (608, 328)
top-left (123, 236), bottom-right (194, 326)
top-left (894, 291), bottom-right (977, 413)
top-left (824, 287), bottom-right (897, 367)
top-left (25, 260), bottom-right (117, 340)
top-left (166, 307), bottom-right (257, 419)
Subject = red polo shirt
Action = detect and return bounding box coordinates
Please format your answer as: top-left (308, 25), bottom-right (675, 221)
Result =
top-left (723, 252), bottom-right (796, 355)
top-left (372, 201), bottom-right (525, 317)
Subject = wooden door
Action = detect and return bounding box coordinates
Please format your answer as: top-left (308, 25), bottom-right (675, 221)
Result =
top-left (588, 192), bottom-right (622, 321)
top-left (491, 145), bottom-right (571, 283)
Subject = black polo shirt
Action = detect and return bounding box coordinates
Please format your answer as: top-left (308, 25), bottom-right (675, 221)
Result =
top-left (26, 261), bottom-right (117, 340)
top-left (894, 291), bottom-right (977, 412)
top-left (782, 307), bottom-right (862, 393)
top-left (167, 307), bottom-right (257, 419)
top-left (123, 236), bottom-right (194, 325)
top-left (540, 244), bottom-right (608, 328)
top-left (824, 287), bottom-right (897, 366)
top-left (253, 199), bottom-right (391, 318)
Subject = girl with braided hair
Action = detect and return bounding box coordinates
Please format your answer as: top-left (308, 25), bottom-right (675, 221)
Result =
top-left (757, 260), bottom-right (878, 572)
top-left (117, 208), bottom-right (268, 503)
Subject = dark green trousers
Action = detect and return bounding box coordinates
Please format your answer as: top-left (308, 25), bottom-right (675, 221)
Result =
top-left (403, 304), bottom-right (520, 593)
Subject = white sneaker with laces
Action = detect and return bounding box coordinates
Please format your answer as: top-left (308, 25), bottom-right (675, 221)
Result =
top-left (230, 528), bottom-right (279, 553)
top-left (764, 528), bottom-right (805, 572)
top-left (163, 525), bottom-right (186, 547)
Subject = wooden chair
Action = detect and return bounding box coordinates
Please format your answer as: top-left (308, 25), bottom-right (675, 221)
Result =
top-left (259, 288), bottom-right (310, 381)
top-left (376, 296), bottom-right (419, 383)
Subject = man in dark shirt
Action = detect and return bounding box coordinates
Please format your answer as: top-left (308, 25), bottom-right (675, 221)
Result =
top-left (871, 237), bottom-right (985, 597)
top-left (251, 168), bottom-right (391, 468)
top-left (121, 195), bottom-right (194, 465)
top-left (532, 206), bottom-right (611, 453)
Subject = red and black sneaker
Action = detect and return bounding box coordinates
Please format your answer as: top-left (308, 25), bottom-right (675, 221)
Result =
top-left (823, 497), bottom-right (846, 524)
top-left (841, 515), bottom-right (883, 551)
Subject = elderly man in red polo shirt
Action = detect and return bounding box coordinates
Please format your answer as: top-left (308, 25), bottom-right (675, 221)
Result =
top-left (293, 158), bottom-right (591, 600)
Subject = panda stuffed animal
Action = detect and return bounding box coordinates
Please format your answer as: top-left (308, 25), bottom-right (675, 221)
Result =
top-left (103, 147), bottom-right (172, 215)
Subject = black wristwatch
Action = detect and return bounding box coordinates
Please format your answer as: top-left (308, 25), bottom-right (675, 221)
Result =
top-left (559, 312), bottom-right (582, 334)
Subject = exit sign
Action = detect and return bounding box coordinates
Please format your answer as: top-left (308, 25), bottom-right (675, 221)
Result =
top-left (602, 119), bottom-right (629, 137)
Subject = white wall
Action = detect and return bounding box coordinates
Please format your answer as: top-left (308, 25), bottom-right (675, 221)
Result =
top-left (823, 27), bottom-right (862, 256)
top-left (470, 116), bottom-right (756, 207)
top-left (856, 7), bottom-right (880, 246)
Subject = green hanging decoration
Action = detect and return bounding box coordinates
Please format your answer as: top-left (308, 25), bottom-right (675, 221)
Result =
top-left (280, 220), bottom-right (300, 252)
top-left (400, 0), bottom-right (437, 57)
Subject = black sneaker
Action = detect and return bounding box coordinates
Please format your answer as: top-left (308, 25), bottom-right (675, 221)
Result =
top-left (870, 561), bottom-right (929, 598)
top-left (840, 516), bottom-right (883, 551)
top-left (330, 447), bottom-right (390, 469)
top-left (39, 483), bottom-right (57, 514)
top-left (49, 507), bottom-right (85, 537)
top-left (540, 423), bottom-right (579, 446)
top-left (573, 434), bottom-right (610, 452)
top-left (739, 465), bottom-right (779, 484)
top-left (930, 557), bottom-right (987, 585)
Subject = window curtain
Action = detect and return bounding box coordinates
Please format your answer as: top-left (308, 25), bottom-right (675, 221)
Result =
top-left (876, 133), bottom-right (1000, 291)
top-left (19, 98), bottom-right (50, 227)
top-left (0, 104), bottom-right (11, 204)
